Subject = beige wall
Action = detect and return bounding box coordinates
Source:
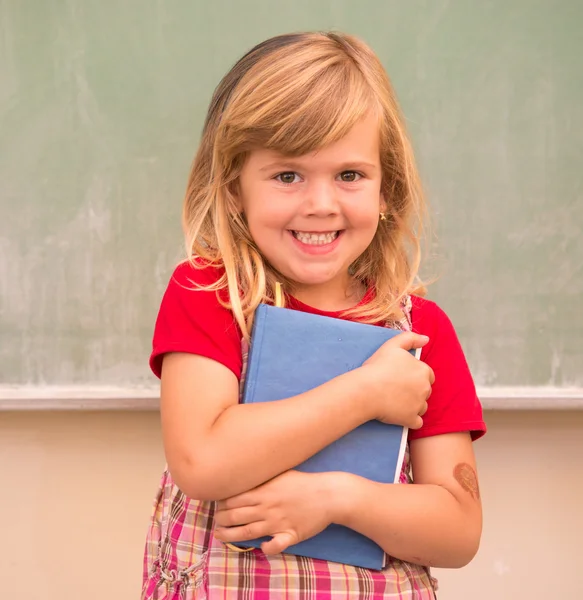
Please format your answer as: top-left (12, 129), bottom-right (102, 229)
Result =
top-left (1, 410), bottom-right (582, 599)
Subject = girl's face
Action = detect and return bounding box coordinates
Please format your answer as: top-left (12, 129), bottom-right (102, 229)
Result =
top-left (237, 113), bottom-right (385, 308)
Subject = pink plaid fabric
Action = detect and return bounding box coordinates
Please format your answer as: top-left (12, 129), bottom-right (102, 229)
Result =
top-left (142, 298), bottom-right (438, 599)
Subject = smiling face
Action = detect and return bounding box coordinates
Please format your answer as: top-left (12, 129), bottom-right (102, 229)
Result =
top-left (237, 113), bottom-right (385, 308)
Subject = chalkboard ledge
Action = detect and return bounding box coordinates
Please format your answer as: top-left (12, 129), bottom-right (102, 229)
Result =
top-left (0, 386), bottom-right (582, 411)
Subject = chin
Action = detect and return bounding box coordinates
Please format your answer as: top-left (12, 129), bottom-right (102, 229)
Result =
top-left (283, 266), bottom-right (345, 288)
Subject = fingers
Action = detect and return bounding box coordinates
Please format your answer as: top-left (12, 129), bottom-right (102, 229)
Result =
top-left (217, 493), bottom-right (258, 511)
top-left (410, 415), bottom-right (424, 430)
top-left (261, 531), bottom-right (297, 555)
top-left (423, 370), bottom-right (433, 402)
top-left (389, 332), bottom-right (430, 352)
top-left (426, 364), bottom-right (435, 385)
top-left (215, 520), bottom-right (270, 544)
top-left (215, 506), bottom-right (261, 528)
top-left (218, 525), bottom-right (298, 555)
top-left (407, 382), bottom-right (430, 429)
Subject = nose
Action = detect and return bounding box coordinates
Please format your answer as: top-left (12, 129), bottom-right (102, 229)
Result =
top-left (302, 179), bottom-right (340, 217)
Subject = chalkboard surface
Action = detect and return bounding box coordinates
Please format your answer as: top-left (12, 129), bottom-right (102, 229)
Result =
top-left (1, 1), bottom-right (581, 392)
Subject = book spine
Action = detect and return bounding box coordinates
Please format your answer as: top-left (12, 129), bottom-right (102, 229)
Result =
top-left (241, 304), bottom-right (267, 404)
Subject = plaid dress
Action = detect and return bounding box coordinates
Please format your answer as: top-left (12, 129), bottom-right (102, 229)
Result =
top-left (142, 297), bottom-right (438, 599)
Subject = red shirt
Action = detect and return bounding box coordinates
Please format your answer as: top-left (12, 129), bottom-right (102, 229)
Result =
top-left (151, 262), bottom-right (486, 441)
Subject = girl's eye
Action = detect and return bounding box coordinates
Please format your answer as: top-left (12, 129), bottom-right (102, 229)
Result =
top-left (339, 171), bottom-right (361, 182)
top-left (276, 172), bottom-right (299, 185)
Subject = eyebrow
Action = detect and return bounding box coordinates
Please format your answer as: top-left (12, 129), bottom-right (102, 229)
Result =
top-left (258, 160), bottom-right (379, 173)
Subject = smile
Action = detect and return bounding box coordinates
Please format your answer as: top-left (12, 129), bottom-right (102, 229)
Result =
top-left (292, 231), bottom-right (340, 245)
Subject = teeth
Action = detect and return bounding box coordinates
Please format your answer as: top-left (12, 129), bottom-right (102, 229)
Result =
top-left (293, 231), bottom-right (338, 245)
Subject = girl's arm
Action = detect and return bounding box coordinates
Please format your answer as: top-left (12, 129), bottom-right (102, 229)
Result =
top-left (215, 432), bottom-right (482, 568)
top-left (332, 432), bottom-right (482, 568)
top-left (159, 333), bottom-right (431, 501)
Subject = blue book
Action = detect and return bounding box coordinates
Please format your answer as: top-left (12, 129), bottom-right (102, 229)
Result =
top-left (235, 304), bottom-right (419, 570)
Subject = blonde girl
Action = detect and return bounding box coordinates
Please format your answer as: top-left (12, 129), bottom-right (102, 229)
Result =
top-left (142, 31), bottom-right (486, 600)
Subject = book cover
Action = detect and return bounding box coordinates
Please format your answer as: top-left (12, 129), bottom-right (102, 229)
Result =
top-left (233, 304), bottom-right (418, 570)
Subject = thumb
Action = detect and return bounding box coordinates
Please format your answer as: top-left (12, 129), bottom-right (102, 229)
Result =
top-left (261, 531), bottom-right (296, 555)
top-left (390, 332), bottom-right (429, 352)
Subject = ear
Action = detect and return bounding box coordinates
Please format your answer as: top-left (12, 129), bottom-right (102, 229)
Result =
top-left (379, 192), bottom-right (387, 214)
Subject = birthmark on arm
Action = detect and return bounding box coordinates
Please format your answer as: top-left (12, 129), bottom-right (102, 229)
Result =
top-left (453, 463), bottom-right (480, 501)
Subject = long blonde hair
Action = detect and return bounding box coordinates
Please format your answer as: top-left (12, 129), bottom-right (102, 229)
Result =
top-left (182, 31), bottom-right (427, 339)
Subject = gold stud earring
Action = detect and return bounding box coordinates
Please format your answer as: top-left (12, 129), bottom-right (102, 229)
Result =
top-left (379, 212), bottom-right (387, 221)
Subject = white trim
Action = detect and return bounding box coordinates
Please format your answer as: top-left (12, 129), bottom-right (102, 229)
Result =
top-left (0, 386), bottom-right (160, 411)
top-left (0, 385), bottom-right (582, 411)
top-left (477, 387), bottom-right (583, 410)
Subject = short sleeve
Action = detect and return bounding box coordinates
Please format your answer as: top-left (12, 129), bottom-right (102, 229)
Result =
top-left (409, 296), bottom-right (486, 441)
top-left (149, 261), bottom-right (243, 380)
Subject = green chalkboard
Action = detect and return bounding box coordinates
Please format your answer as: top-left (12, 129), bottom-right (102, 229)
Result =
top-left (1, 0), bottom-right (582, 389)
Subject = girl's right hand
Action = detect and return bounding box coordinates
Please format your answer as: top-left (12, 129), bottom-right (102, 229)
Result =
top-left (359, 333), bottom-right (434, 429)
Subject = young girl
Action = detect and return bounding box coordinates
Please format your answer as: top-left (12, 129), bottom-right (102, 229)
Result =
top-left (142, 31), bottom-right (486, 600)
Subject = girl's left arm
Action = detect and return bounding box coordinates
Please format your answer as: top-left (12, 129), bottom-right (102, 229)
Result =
top-left (215, 431), bottom-right (482, 569)
top-left (334, 431), bottom-right (482, 568)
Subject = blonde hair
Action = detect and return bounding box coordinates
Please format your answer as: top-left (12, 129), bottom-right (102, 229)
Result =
top-left (182, 31), bottom-right (427, 339)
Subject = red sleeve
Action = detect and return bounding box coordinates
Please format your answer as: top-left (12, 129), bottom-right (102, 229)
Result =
top-left (149, 261), bottom-right (243, 380)
top-left (409, 296), bottom-right (486, 441)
